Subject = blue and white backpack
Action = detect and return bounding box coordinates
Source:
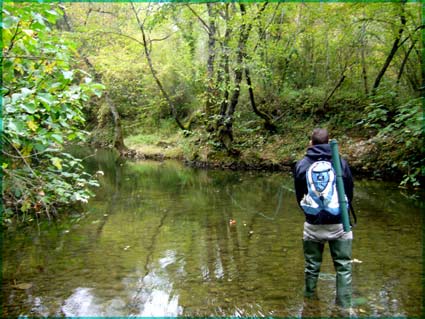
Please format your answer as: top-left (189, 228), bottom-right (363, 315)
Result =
top-left (300, 161), bottom-right (347, 216)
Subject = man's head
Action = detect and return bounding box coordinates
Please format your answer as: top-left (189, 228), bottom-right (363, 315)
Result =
top-left (311, 128), bottom-right (329, 145)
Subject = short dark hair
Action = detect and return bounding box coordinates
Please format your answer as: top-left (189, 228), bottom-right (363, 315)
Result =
top-left (311, 128), bottom-right (329, 145)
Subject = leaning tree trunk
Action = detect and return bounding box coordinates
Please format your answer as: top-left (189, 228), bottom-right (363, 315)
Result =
top-left (61, 7), bottom-right (127, 154)
top-left (105, 93), bottom-right (127, 152)
top-left (372, 3), bottom-right (407, 95)
top-left (245, 67), bottom-right (277, 133)
top-left (242, 3), bottom-right (276, 133)
top-left (397, 38), bottom-right (418, 85)
top-left (130, 3), bottom-right (186, 131)
top-left (321, 72), bottom-right (346, 110)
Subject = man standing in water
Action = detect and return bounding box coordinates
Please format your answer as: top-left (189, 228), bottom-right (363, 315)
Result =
top-left (293, 128), bottom-right (354, 308)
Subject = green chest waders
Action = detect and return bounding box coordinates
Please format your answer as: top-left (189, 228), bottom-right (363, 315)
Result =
top-left (329, 238), bottom-right (352, 308)
top-left (303, 240), bottom-right (324, 299)
top-left (303, 140), bottom-right (352, 308)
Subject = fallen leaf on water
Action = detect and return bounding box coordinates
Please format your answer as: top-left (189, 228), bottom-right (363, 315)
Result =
top-left (12, 283), bottom-right (33, 290)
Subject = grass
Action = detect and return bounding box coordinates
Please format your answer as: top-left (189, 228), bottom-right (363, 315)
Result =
top-left (124, 131), bottom-right (185, 159)
top-left (122, 116), bottom-right (372, 173)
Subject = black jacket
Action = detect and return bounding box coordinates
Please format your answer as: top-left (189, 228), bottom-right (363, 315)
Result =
top-left (294, 143), bottom-right (354, 225)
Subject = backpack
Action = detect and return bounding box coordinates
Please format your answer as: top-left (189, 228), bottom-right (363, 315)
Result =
top-left (300, 160), bottom-right (347, 216)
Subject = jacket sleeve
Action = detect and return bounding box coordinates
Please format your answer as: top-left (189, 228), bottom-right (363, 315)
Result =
top-left (293, 159), bottom-right (309, 206)
top-left (341, 159), bottom-right (354, 203)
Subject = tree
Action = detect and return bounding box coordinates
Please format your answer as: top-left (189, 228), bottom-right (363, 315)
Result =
top-left (372, 1), bottom-right (407, 94)
top-left (54, 2), bottom-right (422, 186)
top-left (2, 3), bottom-right (102, 223)
top-left (130, 3), bottom-right (186, 131)
top-left (60, 5), bottom-right (128, 154)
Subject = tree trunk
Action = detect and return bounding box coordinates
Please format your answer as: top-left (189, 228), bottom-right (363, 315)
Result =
top-left (219, 3), bottom-right (268, 148)
top-left (397, 38), bottom-right (417, 85)
top-left (360, 13), bottom-right (369, 95)
top-left (372, 3), bottom-right (407, 94)
top-left (217, 4), bottom-right (231, 124)
top-left (321, 73), bottom-right (346, 109)
top-left (242, 3), bottom-right (275, 132)
top-left (105, 93), bottom-right (127, 153)
top-left (131, 3), bottom-right (186, 131)
top-left (245, 67), bottom-right (277, 133)
top-left (219, 3), bottom-right (251, 149)
top-left (205, 3), bottom-right (217, 118)
top-left (60, 6), bottom-right (127, 153)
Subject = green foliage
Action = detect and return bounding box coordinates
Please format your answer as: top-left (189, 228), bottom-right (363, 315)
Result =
top-left (381, 98), bottom-right (423, 187)
top-left (60, 3), bottom-right (422, 188)
top-left (2, 4), bottom-right (103, 224)
top-left (362, 96), bottom-right (423, 187)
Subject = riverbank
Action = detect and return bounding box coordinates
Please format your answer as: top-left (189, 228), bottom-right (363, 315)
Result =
top-left (121, 130), bottom-right (399, 183)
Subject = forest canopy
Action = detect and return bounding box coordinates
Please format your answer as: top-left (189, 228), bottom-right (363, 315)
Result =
top-left (63, 2), bottom-right (423, 183)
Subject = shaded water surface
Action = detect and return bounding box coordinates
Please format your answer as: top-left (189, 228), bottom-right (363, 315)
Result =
top-left (2, 149), bottom-right (423, 317)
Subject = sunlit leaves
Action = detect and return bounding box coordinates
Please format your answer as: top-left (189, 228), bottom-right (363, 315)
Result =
top-left (60, 3), bottom-right (422, 187)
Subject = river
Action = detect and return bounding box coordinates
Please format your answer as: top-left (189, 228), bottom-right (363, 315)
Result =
top-left (2, 148), bottom-right (423, 317)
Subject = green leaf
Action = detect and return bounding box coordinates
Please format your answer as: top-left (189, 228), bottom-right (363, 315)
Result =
top-left (21, 200), bottom-right (31, 212)
top-left (51, 134), bottom-right (63, 144)
top-left (21, 102), bottom-right (37, 114)
top-left (6, 119), bottom-right (26, 135)
top-left (50, 157), bottom-right (63, 170)
top-left (1, 15), bottom-right (20, 29)
top-left (31, 12), bottom-right (45, 25)
top-left (62, 70), bottom-right (74, 80)
top-left (37, 93), bottom-right (55, 108)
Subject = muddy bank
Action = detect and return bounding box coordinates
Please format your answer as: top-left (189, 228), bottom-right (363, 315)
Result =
top-left (121, 137), bottom-right (396, 182)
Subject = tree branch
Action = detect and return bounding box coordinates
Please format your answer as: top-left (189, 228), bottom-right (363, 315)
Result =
top-left (95, 30), bottom-right (145, 47)
top-left (186, 4), bottom-right (210, 34)
top-left (4, 21), bottom-right (22, 56)
top-left (3, 55), bottom-right (67, 62)
top-left (150, 32), bottom-right (176, 42)
top-left (2, 136), bottom-right (40, 179)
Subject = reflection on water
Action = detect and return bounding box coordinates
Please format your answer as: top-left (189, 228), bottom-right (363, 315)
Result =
top-left (61, 252), bottom-right (182, 317)
top-left (2, 149), bottom-right (423, 317)
top-left (62, 288), bottom-right (102, 316)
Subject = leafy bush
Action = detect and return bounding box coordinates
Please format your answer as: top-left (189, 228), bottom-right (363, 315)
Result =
top-left (2, 4), bottom-right (103, 224)
top-left (362, 96), bottom-right (423, 187)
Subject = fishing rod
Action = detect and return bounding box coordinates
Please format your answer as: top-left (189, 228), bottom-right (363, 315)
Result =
top-left (226, 184), bottom-right (285, 221)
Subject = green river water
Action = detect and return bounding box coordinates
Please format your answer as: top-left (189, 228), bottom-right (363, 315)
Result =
top-left (2, 149), bottom-right (424, 317)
